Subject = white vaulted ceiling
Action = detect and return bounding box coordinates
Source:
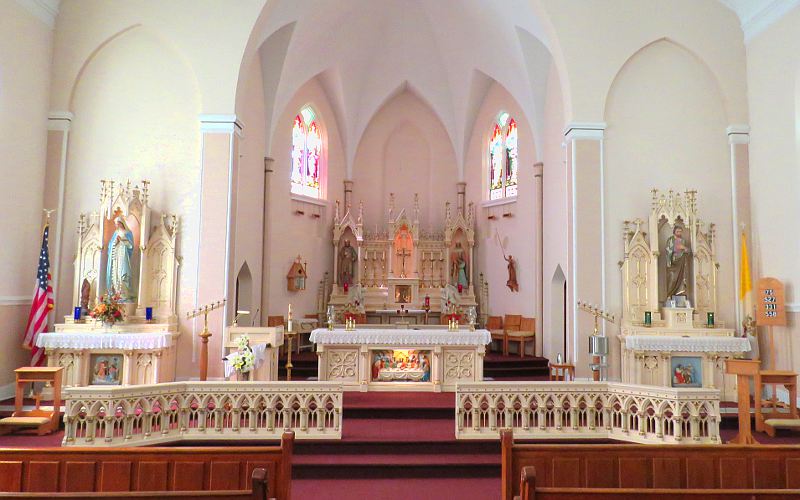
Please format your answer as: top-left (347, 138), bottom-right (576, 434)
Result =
top-left (252, 0), bottom-right (555, 177)
top-left (718, 0), bottom-right (800, 41)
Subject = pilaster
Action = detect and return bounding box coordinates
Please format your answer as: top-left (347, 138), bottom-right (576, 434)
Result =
top-left (728, 125), bottom-right (752, 327)
top-left (564, 122), bottom-right (606, 378)
top-left (45, 111), bottom-right (73, 317)
top-left (197, 114), bottom-right (242, 379)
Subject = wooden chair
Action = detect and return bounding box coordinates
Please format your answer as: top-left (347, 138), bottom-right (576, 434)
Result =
top-left (507, 317), bottom-right (535, 358)
top-left (487, 315), bottom-right (505, 353)
top-left (0, 367), bottom-right (62, 436)
top-left (502, 315), bottom-right (522, 356)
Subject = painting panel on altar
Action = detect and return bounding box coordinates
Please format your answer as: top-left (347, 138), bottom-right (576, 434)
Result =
top-left (395, 285), bottom-right (411, 304)
top-left (671, 356), bottom-right (702, 388)
top-left (90, 354), bottom-right (123, 385)
top-left (371, 350), bottom-right (431, 382)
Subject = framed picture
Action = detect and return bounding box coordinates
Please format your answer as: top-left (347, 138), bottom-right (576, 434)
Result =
top-left (90, 354), bottom-right (123, 385)
top-left (670, 356), bottom-right (702, 388)
top-left (371, 349), bottom-right (431, 383)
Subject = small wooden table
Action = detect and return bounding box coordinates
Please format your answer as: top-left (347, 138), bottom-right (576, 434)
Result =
top-left (0, 366), bottom-right (63, 436)
top-left (756, 369), bottom-right (798, 436)
top-left (549, 363), bottom-right (575, 381)
top-left (725, 359), bottom-right (760, 444)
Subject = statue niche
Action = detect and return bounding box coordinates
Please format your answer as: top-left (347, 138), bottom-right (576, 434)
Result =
top-left (449, 231), bottom-right (469, 289)
top-left (393, 224), bottom-right (414, 279)
top-left (338, 232), bottom-right (358, 287)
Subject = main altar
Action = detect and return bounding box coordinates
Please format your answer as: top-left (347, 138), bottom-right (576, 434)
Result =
top-left (311, 324), bottom-right (490, 392)
top-left (37, 180), bottom-right (180, 389)
top-left (618, 189), bottom-right (749, 401)
top-left (326, 193), bottom-right (480, 324)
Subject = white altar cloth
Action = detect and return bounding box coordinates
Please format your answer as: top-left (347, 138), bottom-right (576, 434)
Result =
top-left (310, 328), bottom-right (490, 346)
top-left (624, 335), bottom-right (751, 353)
top-left (36, 331), bottom-right (175, 350)
top-left (223, 343), bottom-right (269, 378)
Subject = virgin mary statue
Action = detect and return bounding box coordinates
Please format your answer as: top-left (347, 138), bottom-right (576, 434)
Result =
top-left (106, 217), bottom-right (134, 300)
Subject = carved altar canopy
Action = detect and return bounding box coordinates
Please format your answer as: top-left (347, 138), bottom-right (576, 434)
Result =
top-left (621, 189), bottom-right (718, 325)
top-left (71, 180), bottom-right (179, 322)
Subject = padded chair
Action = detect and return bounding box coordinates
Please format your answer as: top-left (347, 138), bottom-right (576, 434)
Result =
top-left (487, 316), bottom-right (505, 353)
top-left (502, 314), bottom-right (522, 356)
top-left (508, 317), bottom-right (536, 358)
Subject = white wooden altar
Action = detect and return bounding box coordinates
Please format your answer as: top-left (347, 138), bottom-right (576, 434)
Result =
top-left (45, 180), bottom-right (180, 388)
top-left (326, 193), bottom-right (479, 323)
top-left (618, 189), bottom-right (748, 400)
top-left (311, 325), bottom-right (490, 392)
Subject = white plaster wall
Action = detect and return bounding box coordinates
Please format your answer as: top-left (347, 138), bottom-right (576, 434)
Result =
top-left (63, 27), bottom-right (201, 377)
top-left (603, 40), bottom-right (733, 379)
top-left (232, 54), bottom-right (267, 325)
top-left (351, 90), bottom-right (458, 232)
top-left (746, 6), bottom-right (800, 372)
top-left (541, 64), bottom-right (568, 360)
top-left (0, 0), bottom-right (53, 386)
top-left (264, 78), bottom-right (345, 319)
top-left (465, 84), bottom-right (538, 334)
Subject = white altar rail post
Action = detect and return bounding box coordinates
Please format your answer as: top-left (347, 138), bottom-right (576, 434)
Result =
top-left (455, 381), bottom-right (720, 444)
top-left (62, 382), bottom-right (343, 446)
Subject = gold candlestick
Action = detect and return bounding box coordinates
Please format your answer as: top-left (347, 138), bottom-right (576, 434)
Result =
top-left (286, 303), bottom-right (294, 381)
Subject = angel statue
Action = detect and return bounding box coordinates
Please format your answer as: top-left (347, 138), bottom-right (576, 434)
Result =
top-left (106, 217), bottom-right (134, 300)
top-left (665, 224), bottom-right (691, 298)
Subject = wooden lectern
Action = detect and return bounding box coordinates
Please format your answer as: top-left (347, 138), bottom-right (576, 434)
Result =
top-left (725, 358), bottom-right (760, 444)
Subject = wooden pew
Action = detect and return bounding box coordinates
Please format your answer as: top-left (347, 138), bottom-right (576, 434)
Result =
top-left (0, 432), bottom-right (293, 500)
top-left (516, 466), bottom-right (800, 499)
top-left (0, 468), bottom-right (268, 499)
top-left (501, 429), bottom-right (800, 500)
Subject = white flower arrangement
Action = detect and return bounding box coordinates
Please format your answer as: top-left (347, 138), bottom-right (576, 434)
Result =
top-left (228, 334), bottom-right (255, 374)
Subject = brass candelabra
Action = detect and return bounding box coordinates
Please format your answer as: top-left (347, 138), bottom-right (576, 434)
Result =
top-left (186, 299), bottom-right (226, 381)
top-left (577, 301), bottom-right (615, 381)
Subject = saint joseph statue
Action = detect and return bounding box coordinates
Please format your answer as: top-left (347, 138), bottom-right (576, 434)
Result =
top-left (665, 224), bottom-right (690, 298)
top-left (338, 240), bottom-right (357, 286)
top-left (106, 217), bottom-right (134, 300)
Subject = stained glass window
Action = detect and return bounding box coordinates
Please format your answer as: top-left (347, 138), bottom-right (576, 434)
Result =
top-left (290, 106), bottom-right (323, 198)
top-left (488, 113), bottom-right (519, 200)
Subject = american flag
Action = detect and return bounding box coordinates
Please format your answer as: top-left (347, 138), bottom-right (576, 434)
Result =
top-left (22, 225), bottom-right (54, 366)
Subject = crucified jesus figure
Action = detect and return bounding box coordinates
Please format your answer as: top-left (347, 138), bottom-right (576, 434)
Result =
top-left (397, 247), bottom-right (411, 278)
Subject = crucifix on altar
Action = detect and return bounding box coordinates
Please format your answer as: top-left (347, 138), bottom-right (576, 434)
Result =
top-left (396, 233), bottom-right (412, 278)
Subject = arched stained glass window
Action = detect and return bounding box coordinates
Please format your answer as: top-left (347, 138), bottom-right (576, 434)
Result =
top-left (290, 106), bottom-right (323, 198)
top-left (488, 112), bottom-right (519, 200)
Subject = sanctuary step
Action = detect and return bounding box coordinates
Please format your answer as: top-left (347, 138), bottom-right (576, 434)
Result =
top-left (292, 391), bottom-right (500, 481)
top-left (483, 354), bottom-right (549, 380)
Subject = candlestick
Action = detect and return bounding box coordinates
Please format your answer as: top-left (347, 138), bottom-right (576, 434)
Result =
top-left (287, 303), bottom-right (293, 333)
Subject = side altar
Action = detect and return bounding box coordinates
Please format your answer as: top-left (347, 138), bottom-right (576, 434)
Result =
top-left (618, 189), bottom-right (749, 401)
top-left (38, 180), bottom-right (180, 389)
top-left (327, 193), bottom-right (479, 324)
top-left (311, 324), bottom-right (490, 392)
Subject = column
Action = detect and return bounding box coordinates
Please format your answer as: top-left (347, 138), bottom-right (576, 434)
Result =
top-left (565, 123), bottom-right (605, 378)
top-left (197, 114), bottom-right (241, 379)
top-left (44, 111), bottom-right (73, 318)
top-left (343, 179), bottom-right (353, 210)
top-left (533, 162), bottom-right (544, 356)
top-left (456, 181), bottom-right (466, 216)
top-left (261, 157), bottom-right (274, 320)
top-left (727, 125), bottom-right (752, 328)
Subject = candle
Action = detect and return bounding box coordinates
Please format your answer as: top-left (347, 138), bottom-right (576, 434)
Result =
top-left (707, 312), bottom-right (715, 328)
top-left (74, 306), bottom-right (81, 321)
top-left (287, 304), bottom-right (293, 333)
top-left (344, 282), bottom-right (349, 293)
top-left (145, 307), bottom-right (153, 321)
top-left (458, 283), bottom-right (463, 294)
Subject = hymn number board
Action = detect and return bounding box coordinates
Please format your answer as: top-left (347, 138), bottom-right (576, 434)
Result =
top-left (756, 277), bottom-right (786, 327)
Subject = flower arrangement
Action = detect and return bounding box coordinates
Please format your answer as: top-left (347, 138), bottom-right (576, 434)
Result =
top-left (226, 334), bottom-right (255, 374)
top-left (342, 301), bottom-right (361, 322)
top-left (90, 293), bottom-right (125, 326)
